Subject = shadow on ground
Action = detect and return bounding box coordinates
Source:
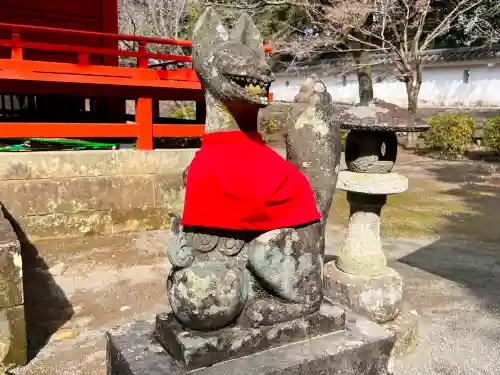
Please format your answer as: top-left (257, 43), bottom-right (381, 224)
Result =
top-left (399, 158), bottom-right (500, 314)
top-left (2, 208), bottom-right (74, 361)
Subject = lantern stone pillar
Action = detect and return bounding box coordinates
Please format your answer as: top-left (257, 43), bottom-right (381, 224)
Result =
top-left (324, 99), bottom-right (429, 353)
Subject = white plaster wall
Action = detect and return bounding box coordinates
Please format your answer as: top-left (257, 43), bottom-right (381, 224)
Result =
top-left (271, 64), bottom-right (500, 107)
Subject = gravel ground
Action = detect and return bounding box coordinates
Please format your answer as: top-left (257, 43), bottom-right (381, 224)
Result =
top-left (7, 150), bottom-right (500, 374)
top-left (7, 231), bottom-right (500, 375)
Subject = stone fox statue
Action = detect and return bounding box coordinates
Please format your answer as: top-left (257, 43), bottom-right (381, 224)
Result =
top-left (167, 8), bottom-right (341, 331)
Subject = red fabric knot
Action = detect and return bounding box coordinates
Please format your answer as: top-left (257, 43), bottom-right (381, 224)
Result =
top-left (181, 130), bottom-right (321, 231)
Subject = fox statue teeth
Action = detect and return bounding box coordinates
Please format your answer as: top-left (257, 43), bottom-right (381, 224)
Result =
top-left (244, 84), bottom-right (268, 97)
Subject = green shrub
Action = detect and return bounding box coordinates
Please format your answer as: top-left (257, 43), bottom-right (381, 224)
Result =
top-left (483, 116), bottom-right (500, 154)
top-left (424, 115), bottom-right (475, 154)
top-left (172, 106), bottom-right (196, 120)
top-left (341, 129), bottom-right (349, 145)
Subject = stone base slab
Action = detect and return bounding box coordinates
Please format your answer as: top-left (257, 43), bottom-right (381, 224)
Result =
top-left (0, 213), bottom-right (27, 372)
top-left (0, 216), bottom-right (23, 309)
top-left (382, 307), bottom-right (419, 357)
top-left (324, 263), bottom-right (402, 323)
top-left (155, 303), bottom-right (345, 370)
top-left (0, 305), bottom-right (27, 372)
top-left (106, 313), bottom-right (395, 375)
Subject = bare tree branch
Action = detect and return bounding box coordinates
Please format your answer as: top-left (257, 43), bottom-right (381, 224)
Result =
top-left (208, 0), bottom-right (490, 112)
top-left (118, 0), bottom-right (195, 116)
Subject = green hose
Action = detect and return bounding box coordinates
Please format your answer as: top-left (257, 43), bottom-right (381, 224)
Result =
top-left (0, 138), bottom-right (121, 151)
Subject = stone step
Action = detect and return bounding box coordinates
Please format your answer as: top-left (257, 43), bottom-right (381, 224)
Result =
top-left (106, 312), bottom-right (395, 375)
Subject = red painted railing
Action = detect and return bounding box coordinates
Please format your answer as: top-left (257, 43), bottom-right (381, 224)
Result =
top-left (0, 23), bottom-right (272, 150)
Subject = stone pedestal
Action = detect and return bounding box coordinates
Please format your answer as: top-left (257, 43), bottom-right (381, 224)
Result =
top-left (325, 265), bottom-right (402, 323)
top-left (155, 304), bottom-right (346, 370)
top-left (325, 172), bottom-right (406, 323)
top-left (106, 307), bottom-right (396, 375)
top-left (0, 212), bottom-right (27, 372)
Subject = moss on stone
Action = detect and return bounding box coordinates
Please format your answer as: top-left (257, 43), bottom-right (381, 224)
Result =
top-left (329, 178), bottom-right (475, 239)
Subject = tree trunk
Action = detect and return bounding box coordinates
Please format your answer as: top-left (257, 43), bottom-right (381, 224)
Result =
top-left (405, 67), bottom-right (422, 149)
top-left (353, 49), bottom-right (374, 104)
top-left (406, 79), bottom-right (420, 114)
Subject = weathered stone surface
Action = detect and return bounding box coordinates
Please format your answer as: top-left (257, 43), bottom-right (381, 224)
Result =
top-left (16, 210), bottom-right (113, 240)
top-left (167, 260), bottom-right (248, 331)
top-left (336, 193), bottom-right (388, 277)
top-left (166, 224), bottom-right (329, 331)
top-left (152, 174), bottom-right (186, 213)
top-left (165, 10), bottom-right (342, 334)
top-left (247, 227), bottom-right (323, 305)
top-left (115, 149), bottom-right (195, 176)
top-left (107, 312), bottom-right (395, 375)
top-left (192, 10), bottom-right (273, 128)
top-left (155, 303), bottom-right (345, 370)
top-left (337, 99), bottom-right (429, 132)
top-left (0, 305), bottom-right (27, 372)
top-left (337, 171), bottom-right (408, 195)
top-left (383, 307), bottom-right (419, 357)
top-left (109, 207), bottom-right (172, 233)
top-left (0, 214), bottom-right (27, 371)
top-left (0, 215), bottom-right (27, 372)
top-left (0, 225), bottom-right (23, 308)
top-left (345, 131), bottom-right (398, 173)
top-left (0, 149), bottom-right (194, 239)
top-left (285, 75), bottom-right (342, 222)
top-left (0, 149), bottom-right (196, 180)
top-left (13, 207), bottom-right (175, 241)
top-left (0, 175), bottom-right (156, 217)
top-left (0, 150), bottom-right (117, 180)
top-left (324, 263), bottom-right (403, 323)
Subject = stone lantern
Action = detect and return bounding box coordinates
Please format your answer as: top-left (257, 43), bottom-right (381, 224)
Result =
top-left (325, 99), bottom-right (429, 325)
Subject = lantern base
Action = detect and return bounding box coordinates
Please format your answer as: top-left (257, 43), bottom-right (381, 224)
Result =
top-left (324, 263), bottom-right (403, 323)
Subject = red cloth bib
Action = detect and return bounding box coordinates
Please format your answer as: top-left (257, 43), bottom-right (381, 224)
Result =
top-left (181, 131), bottom-right (321, 231)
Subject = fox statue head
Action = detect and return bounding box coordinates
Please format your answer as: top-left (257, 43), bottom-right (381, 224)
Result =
top-left (192, 8), bottom-right (274, 107)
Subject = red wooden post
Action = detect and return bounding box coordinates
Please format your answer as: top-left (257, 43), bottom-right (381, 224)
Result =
top-left (136, 97), bottom-right (153, 150)
top-left (138, 41), bottom-right (148, 68)
top-left (11, 28), bottom-right (23, 60)
top-left (78, 53), bottom-right (89, 65)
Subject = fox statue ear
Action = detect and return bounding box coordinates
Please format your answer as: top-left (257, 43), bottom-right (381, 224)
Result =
top-left (192, 7), bottom-right (229, 45)
top-left (192, 8), bottom-right (229, 78)
top-left (231, 13), bottom-right (265, 60)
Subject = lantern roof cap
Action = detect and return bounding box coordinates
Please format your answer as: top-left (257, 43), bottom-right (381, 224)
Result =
top-left (337, 99), bottom-right (429, 132)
